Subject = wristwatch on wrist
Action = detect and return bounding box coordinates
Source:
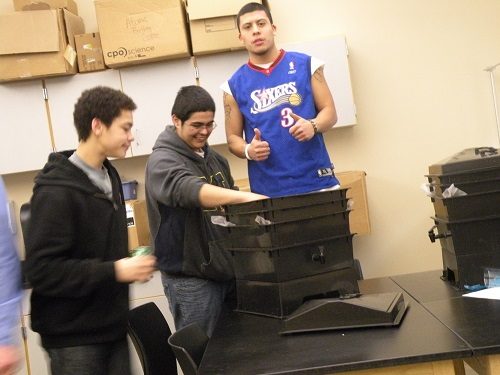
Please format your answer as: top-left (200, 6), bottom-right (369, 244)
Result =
top-left (310, 119), bottom-right (319, 134)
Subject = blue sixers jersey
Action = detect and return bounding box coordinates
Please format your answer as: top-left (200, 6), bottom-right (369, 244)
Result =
top-left (227, 51), bottom-right (339, 197)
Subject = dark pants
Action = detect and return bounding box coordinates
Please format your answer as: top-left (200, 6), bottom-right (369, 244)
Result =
top-left (161, 272), bottom-right (235, 337)
top-left (46, 338), bottom-right (131, 375)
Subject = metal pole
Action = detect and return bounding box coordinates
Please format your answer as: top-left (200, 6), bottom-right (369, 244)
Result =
top-left (485, 63), bottom-right (500, 147)
top-left (488, 71), bottom-right (500, 147)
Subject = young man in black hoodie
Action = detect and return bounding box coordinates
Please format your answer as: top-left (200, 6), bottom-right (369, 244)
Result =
top-left (146, 85), bottom-right (266, 336)
top-left (24, 86), bottom-right (156, 375)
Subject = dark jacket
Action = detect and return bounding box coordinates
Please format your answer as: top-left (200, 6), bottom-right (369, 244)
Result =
top-left (145, 126), bottom-right (236, 280)
top-left (24, 151), bottom-right (129, 349)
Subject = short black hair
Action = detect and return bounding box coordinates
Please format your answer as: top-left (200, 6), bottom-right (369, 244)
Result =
top-left (237, 2), bottom-right (273, 32)
top-left (171, 85), bottom-right (215, 123)
top-left (73, 86), bottom-right (136, 141)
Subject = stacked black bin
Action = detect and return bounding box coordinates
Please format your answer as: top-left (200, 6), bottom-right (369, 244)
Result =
top-left (426, 147), bottom-right (500, 289)
top-left (221, 188), bottom-right (360, 318)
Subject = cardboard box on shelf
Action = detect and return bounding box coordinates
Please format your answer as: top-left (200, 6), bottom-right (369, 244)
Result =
top-left (126, 200), bottom-right (151, 251)
top-left (94, 0), bottom-right (190, 68)
top-left (0, 9), bottom-right (84, 82)
top-left (75, 33), bottom-right (106, 73)
top-left (187, 0), bottom-right (261, 55)
top-left (13, 0), bottom-right (78, 15)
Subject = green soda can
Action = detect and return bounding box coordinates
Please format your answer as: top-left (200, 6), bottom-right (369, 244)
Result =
top-left (131, 246), bottom-right (152, 257)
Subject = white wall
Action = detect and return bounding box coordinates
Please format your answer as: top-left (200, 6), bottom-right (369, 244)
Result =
top-left (2, 0), bottom-right (500, 278)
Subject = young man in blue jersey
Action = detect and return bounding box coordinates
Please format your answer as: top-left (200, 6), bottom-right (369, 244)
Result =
top-left (222, 2), bottom-right (341, 198)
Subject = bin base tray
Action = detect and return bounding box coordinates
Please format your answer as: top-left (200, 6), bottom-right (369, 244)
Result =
top-left (280, 292), bottom-right (407, 335)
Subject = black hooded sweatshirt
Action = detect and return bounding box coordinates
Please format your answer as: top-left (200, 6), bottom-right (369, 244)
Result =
top-left (24, 151), bottom-right (129, 349)
top-left (145, 126), bottom-right (236, 281)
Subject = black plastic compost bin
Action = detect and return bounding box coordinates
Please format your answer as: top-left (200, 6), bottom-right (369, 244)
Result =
top-left (224, 210), bottom-right (351, 249)
top-left (235, 267), bottom-right (360, 318)
top-left (229, 234), bottom-right (355, 282)
top-left (426, 147), bottom-right (500, 289)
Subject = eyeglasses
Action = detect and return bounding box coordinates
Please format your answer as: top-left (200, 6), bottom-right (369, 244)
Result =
top-left (186, 121), bottom-right (217, 131)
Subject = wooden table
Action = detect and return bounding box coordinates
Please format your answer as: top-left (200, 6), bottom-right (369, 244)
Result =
top-left (198, 276), bottom-right (470, 374)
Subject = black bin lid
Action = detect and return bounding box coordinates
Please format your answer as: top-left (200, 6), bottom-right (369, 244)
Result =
top-left (428, 147), bottom-right (500, 176)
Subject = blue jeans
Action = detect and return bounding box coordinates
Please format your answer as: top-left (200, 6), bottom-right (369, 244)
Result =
top-left (161, 272), bottom-right (234, 337)
top-left (45, 339), bottom-right (130, 375)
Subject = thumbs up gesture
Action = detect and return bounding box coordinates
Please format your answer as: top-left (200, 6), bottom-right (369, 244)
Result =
top-left (247, 128), bottom-right (271, 161)
top-left (289, 112), bottom-right (315, 142)
top-left (253, 128), bottom-right (262, 142)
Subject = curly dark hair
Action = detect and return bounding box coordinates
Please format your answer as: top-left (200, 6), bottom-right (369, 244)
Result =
top-left (171, 85), bottom-right (215, 123)
top-left (73, 86), bottom-right (137, 141)
top-left (237, 2), bottom-right (273, 32)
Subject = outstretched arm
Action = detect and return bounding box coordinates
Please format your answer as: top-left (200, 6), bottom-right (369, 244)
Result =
top-left (199, 183), bottom-right (267, 208)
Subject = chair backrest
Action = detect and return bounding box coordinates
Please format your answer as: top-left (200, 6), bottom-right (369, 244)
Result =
top-left (168, 322), bottom-right (209, 375)
top-left (128, 302), bottom-right (178, 375)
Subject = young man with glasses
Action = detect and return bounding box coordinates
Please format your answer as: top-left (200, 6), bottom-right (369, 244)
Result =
top-left (145, 85), bottom-right (266, 336)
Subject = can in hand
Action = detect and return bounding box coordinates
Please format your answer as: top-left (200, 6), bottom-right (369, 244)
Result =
top-left (130, 246), bottom-right (152, 257)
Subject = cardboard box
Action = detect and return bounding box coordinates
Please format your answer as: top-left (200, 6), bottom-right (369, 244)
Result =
top-left (0, 9), bottom-right (84, 82)
top-left (13, 0), bottom-right (78, 15)
top-left (94, 0), bottom-right (190, 68)
top-left (126, 200), bottom-right (151, 251)
top-left (187, 0), bottom-right (261, 55)
top-left (75, 33), bottom-right (106, 73)
top-left (336, 171), bottom-right (371, 235)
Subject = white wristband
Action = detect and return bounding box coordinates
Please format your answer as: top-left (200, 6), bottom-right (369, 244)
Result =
top-left (244, 143), bottom-right (253, 160)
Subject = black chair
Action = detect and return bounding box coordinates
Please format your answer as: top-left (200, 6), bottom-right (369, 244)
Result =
top-left (128, 302), bottom-right (178, 375)
top-left (168, 322), bottom-right (209, 375)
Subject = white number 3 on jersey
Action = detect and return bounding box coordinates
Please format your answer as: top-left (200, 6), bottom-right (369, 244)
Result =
top-left (281, 107), bottom-right (294, 128)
